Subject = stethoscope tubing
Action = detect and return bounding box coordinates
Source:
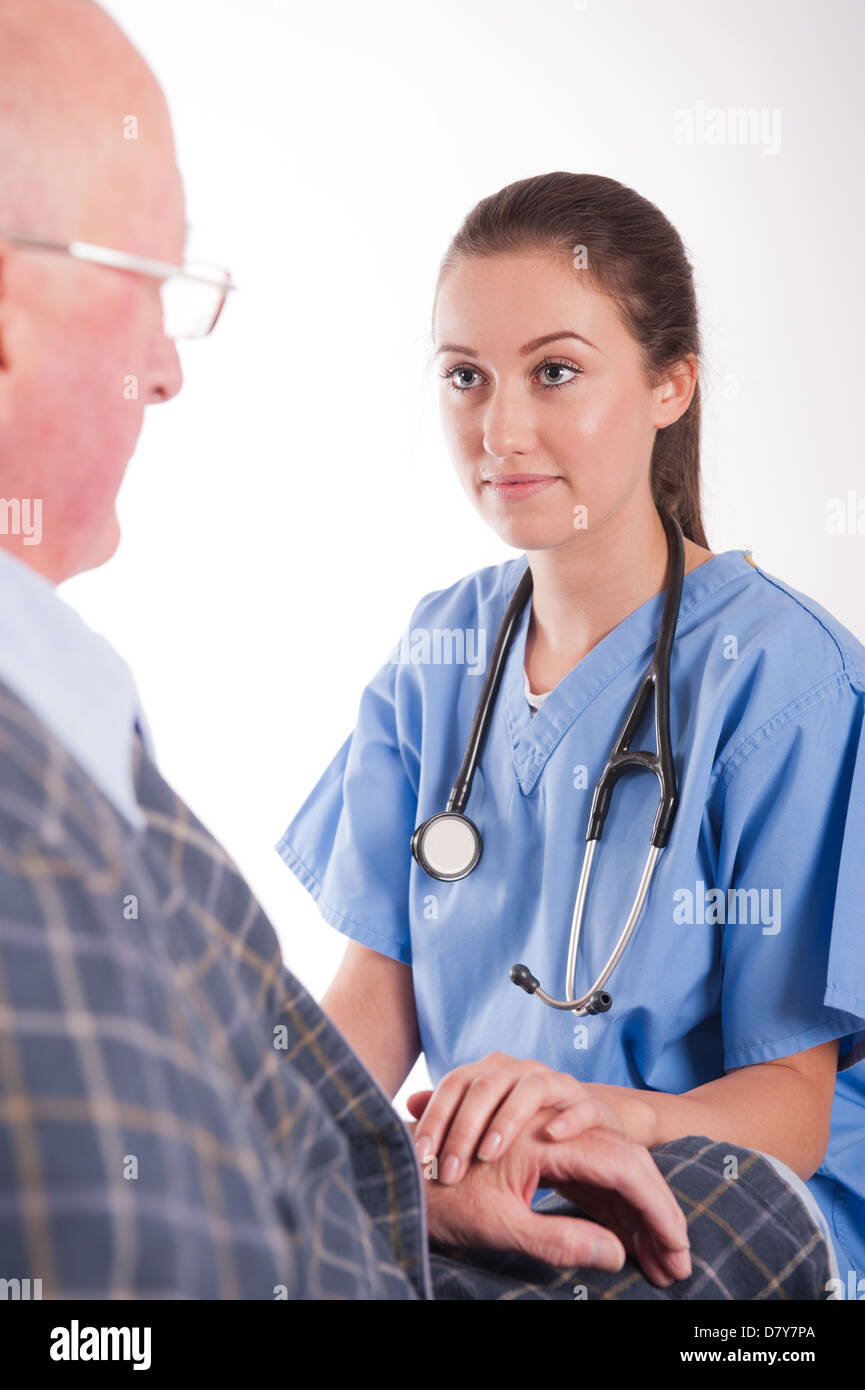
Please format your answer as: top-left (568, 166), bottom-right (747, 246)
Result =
top-left (412, 513), bottom-right (686, 1015)
top-left (446, 565), bottom-right (534, 816)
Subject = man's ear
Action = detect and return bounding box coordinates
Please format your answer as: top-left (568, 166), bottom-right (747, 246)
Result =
top-left (0, 241), bottom-right (12, 433)
top-left (0, 237), bottom-right (10, 371)
top-left (0, 246), bottom-right (6, 369)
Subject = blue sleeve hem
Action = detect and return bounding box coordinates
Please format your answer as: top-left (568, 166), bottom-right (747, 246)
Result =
top-left (825, 982), bottom-right (865, 1018)
top-left (274, 835), bottom-right (412, 967)
top-left (723, 1013), bottom-right (865, 1071)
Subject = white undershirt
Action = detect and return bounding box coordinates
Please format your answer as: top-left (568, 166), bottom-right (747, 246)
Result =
top-left (524, 667), bottom-right (552, 715)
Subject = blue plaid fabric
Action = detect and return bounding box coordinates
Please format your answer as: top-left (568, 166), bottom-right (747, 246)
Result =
top-left (0, 682), bottom-right (834, 1299)
top-left (0, 683), bottom-right (428, 1299)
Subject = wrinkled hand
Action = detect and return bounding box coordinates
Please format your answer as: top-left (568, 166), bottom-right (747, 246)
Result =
top-left (420, 1106), bottom-right (691, 1286)
top-left (409, 1052), bottom-right (656, 1181)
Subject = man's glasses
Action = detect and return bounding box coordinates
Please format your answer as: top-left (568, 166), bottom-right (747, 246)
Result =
top-left (0, 232), bottom-right (235, 339)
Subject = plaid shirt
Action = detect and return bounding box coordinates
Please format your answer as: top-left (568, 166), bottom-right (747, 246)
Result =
top-left (0, 681), bottom-right (430, 1298)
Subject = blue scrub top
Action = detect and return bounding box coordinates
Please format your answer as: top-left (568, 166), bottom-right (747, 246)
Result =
top-left (277, 547), bottom-right (865, 1286)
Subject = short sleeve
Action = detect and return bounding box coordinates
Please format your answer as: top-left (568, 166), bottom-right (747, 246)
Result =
top-left (713, 674), bottom-right (865, 1073)
top-left (275, 653), bottom-right (418, 966)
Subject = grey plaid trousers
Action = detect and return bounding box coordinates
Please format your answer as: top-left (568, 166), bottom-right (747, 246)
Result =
top-left (0, 682), bottom-right (832, 1299)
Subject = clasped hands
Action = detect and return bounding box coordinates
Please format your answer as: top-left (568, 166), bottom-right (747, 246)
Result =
top-left (408, 1053), bottom-right (691, 1287)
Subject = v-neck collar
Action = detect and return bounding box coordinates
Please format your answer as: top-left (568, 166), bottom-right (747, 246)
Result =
top-left (502, 549), bottom-right (754, 794)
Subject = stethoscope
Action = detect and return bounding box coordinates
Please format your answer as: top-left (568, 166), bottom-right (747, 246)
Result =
top-left (410, 513), bottom-right (684, 1016)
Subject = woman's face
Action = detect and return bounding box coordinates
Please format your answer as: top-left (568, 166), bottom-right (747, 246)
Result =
top-left (432, 250), bottom-right (694, 553)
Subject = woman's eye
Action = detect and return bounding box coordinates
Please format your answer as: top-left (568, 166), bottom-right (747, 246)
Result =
top-left (535, 359), bottom-right (583, 389)
top-left (440, 366), bottom-right (484, 391)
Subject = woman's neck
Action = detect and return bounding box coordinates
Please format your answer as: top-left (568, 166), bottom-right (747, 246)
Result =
top-left (524, 507), bottom-right (714, 693)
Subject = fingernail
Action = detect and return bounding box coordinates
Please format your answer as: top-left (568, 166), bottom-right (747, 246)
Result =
top-left (414, 1134), bottom-right (432, 1162)
top-left (440, 1154), bottom-right (460, 1184)
top-left (663, 1218), bottom-right (690, 1251)
top-left (594, 1242), bottom-right (625, 1272)
top-left (671, 1248), bottom-right (692, 1280)
top-left (477, 1131), bottom-right (502, 1160)
top-left (545, 1119), bottom-right (566, 1137)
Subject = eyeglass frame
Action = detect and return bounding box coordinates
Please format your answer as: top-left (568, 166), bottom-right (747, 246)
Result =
top-left (0, 231), bottom-right (235, 337)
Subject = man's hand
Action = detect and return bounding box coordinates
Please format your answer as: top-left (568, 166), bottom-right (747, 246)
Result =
top-left (420, 1107), bottom-right (691, 1287)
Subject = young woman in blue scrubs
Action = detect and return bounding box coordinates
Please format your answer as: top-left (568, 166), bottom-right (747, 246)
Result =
top-left (277, 172), bottom-right (865, 1288)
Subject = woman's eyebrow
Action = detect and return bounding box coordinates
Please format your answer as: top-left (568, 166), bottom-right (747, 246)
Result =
top-left (435, 330), bottom-right (601, 356)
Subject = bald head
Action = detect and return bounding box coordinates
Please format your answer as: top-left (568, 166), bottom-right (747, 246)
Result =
top-left (0, 0), bottom-right (186, 582)
top-left (0, 0), bottom-right (180, 240)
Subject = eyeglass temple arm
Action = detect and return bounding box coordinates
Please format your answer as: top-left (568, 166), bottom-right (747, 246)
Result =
top-left (1, 232), bottom-right (233, 290)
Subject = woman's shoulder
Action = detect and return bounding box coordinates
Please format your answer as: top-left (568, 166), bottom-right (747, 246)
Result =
top-left (696, 550), bottom-right (865, 786)
top-left (383, 556), bottom-right (526, 689)
top-left (405, 554), bottom-right (527, 629)
top-left (718, 550), bottom-right (865, 696)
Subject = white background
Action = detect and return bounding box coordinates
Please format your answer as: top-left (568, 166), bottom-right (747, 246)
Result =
top-left (67, 0), bottom-right (865, 1111)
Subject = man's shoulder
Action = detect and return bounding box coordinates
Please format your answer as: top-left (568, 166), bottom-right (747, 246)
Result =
top-left (0, 674), bottom-right (285, 1048)
top-left (0, 678), bottom-right (126, 855)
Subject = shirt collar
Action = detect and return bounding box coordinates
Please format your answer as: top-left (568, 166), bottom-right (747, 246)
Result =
top-left (0, 548), bottom-right (153, 830)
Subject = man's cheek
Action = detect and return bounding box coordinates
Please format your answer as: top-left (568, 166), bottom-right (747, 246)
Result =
top-left (62, 451), bottom-right (131, 528)
top-left (61, 280), bottom-right (153, 401)
top-left (27, 349), bottom-right (145, 525)
top-left (63, 310), bottom-right (146, 415)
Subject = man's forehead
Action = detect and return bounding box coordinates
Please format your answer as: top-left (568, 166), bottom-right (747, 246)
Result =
top-left (0, 0), bottom-right (183, 247)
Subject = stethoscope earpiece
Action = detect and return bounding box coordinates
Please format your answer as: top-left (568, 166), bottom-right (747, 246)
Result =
top-left (509, 963), bottom-right (539, 994)
top-left (587, 991), bottom-right (612, 1015)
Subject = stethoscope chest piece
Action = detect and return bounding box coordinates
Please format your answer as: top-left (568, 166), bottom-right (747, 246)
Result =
top-left (411, 812), bottom-right (482, 881)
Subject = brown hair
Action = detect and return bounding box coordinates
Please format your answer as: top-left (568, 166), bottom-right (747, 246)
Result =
top-left (432, 171), bottom-right (709, 548)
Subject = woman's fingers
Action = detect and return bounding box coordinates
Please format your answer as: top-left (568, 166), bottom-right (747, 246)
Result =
top-left (542, 1096), bottom-right (624, 1143)
top-left (405, 1089), bottom-right (433, 1119)
top-left (418, 1066), bottom-right (584, 1181)
top-left (475, 1071), bottom-right (585, 1161)
top-left (411, 1057), bottom-right (586, 1183)
top-left (412, 1066), bottom-right (515, 1177)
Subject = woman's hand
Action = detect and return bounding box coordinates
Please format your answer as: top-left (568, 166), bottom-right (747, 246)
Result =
top-left (408, 1053), bottom-right (657, 1184)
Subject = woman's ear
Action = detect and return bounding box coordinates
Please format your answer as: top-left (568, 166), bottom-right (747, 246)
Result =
top-left (653, 353), bottom-right (699, 429)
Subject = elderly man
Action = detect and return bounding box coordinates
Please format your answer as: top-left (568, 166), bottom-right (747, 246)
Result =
top-left (0, 0), bottom-right (834, 1300)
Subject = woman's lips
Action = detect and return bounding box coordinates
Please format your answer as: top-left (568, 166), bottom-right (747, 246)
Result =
top-left (483, 474), bottom-right (561, 500)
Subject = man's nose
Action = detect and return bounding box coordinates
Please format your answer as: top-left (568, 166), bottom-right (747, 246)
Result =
top-left (148, 334), bottom-right (183, 403)
top-left (482, 384), bottom-right (536, 458)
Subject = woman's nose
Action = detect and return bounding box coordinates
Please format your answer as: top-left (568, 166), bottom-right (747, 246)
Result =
top-left (482, 383), bottom-right (537, 459)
